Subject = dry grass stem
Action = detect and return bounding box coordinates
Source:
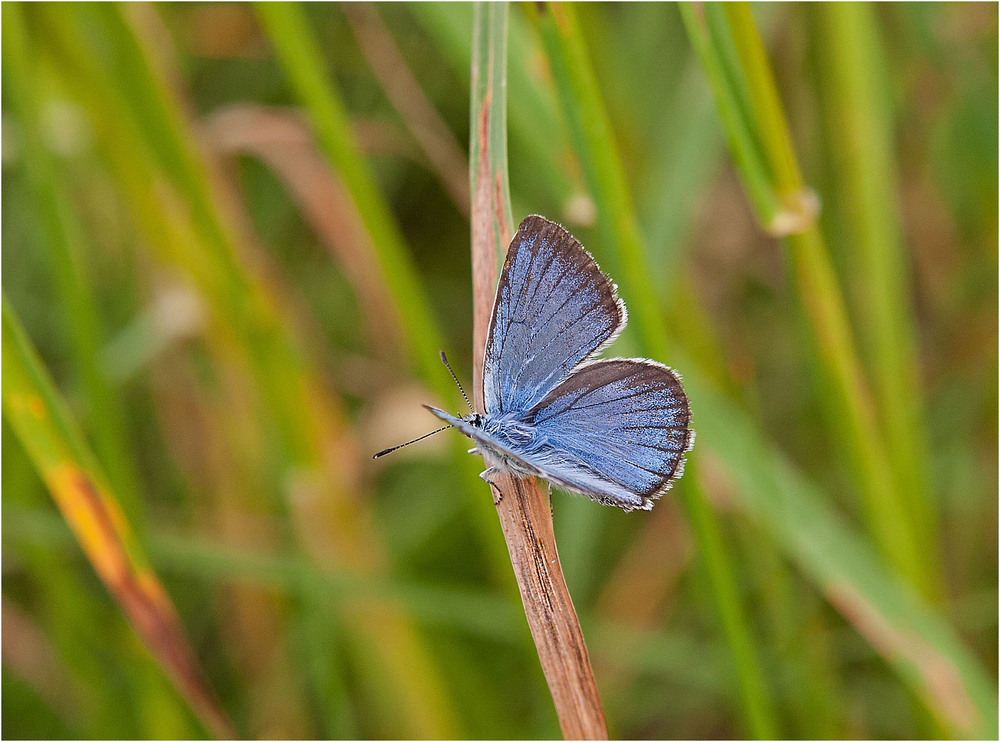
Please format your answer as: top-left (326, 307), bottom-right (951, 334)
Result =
top-left (470, 7), bottom-right (608, 735)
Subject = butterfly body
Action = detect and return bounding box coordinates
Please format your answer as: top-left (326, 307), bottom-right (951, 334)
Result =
top-left (427, 215), bottom-right (694, 513)
top-left (427, 408), bottom-right (553, 479)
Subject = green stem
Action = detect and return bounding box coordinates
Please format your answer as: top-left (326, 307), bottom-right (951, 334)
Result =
top-left (2, 3), bottom-right (143, 523)
top-left (2, 295), bottom-right (234, 739)
top-left (679, 462), bottom-right (778, 739)
top-left (254, 0), bottom-right (521, 620)
top-left (813, 2), bottom-right (939, 593)
top-left (37, 6), bottom-right (465, 736)
top-left (683, 1), bottom-right (936, 600)
top-left (723, 4), bottom-right (804, 194)
top-left (255, 2), bottom-right (447, 393)
top-left (787, 228), bottom-right (928, 588)
top-left (531, 4), bottom-right (779, 737)
top-left (470, 6), bottom-right (609, 738)
top-left (680, 4), bottom-right (779, 225)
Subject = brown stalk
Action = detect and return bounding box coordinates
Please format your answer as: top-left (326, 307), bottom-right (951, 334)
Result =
top-left (203, 103), bottom-right (403, 355)
top-left (122, 8), bottom-right (461, 736)
top-left (470, 10), bottom-right (608, 736)
top-left (343, 3), bottom-right (471, 217)
top-left (149, 349), bottom-right (313, 738)
top-left (472, 214), bottom-right (609, 741)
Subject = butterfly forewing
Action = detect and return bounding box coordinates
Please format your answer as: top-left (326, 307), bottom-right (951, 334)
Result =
top-left (483, 216), bottom-right (625, 416)
top-left (521, 359), bottom-right (693, 509)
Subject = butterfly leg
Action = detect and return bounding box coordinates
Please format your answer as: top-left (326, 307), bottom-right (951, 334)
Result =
top-left (480, 467), bottom-right (503, 505)
top-left (467, 447), bottom-right (479, 455)
top-left (489, 482), bottom-right (503, 505)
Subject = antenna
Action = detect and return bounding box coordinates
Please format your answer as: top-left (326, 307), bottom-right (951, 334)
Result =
top-left (373, 425), bottom-right (452, 459)
top-left (439, 351), bottom-right (474, 412)
top-left (373, 351), bottom-right (472, 459)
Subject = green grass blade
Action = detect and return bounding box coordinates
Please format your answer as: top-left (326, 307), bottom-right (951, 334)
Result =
top-left (1, 2), bottom-right (142, 523)
top-left (253, 0), bottom-right (519, 609)
top-left (721, 5), bottom-right (804, 196)
top-left (2, 296), bottom-right (234, 739)
top-left (681, 352), bottom-right (998, 738)
top-left (813, 2), bottom-right (939, 578)
top-left (255, 2), bottom-right (446, 391)
top-left (682, 1), bottom-right (937, 601)
top-left (679, 4), bottom-right (779, 225)
top-left (34, 6), bottom-right (466, 736)
top-left (530, 4), bottom-right (779, 737)
top-left (676, 464), bottom-right (778, 739)
top-left (408, 2), bottom-right (580, 219)
top-left (469, 5), bottom-right (608, 738)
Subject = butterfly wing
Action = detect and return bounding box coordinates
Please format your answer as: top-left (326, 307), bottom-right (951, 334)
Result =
top-left (519, 359), bottom-right (694, 511)
top-left (427, 359), bottom-right (693, 511)
top-left (483, 215), bottom-right (626, 417)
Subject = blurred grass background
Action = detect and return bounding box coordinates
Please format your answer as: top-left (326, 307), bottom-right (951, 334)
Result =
top-left (1, 2), bottom-right (996, 739)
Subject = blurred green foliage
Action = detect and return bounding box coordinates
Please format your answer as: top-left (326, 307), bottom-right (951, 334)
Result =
top-left (2, 2), bottom-right (996, 739)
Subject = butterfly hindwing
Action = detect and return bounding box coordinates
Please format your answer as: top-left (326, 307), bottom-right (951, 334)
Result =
top-left (483, 215), bottom-right (626, 417)
top-left (520, 359), bottom-right (693, 509)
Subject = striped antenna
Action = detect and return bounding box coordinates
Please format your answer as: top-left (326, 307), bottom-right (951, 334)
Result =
top-left (373, 425), bottom-right (452, 459)
top-left (439, 350), bottom-right (474, 412)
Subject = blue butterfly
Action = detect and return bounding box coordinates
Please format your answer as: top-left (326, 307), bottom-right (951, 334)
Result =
top-left (380, 215), bottom-right (694, 512)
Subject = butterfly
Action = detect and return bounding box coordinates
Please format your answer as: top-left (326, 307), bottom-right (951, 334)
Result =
top-left (378, 215), bottom-right (694, 512)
